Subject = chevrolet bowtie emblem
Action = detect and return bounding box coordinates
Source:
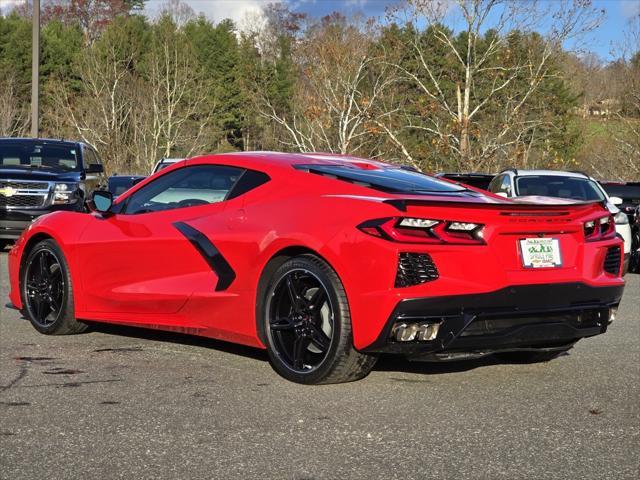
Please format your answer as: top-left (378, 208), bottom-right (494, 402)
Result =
top-left (0, 186), bottom-right (17, 197)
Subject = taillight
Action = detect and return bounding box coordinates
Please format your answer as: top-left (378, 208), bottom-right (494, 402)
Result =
top-left (584, 215), bottom-right (615, 241)
top-left (357, 217), bottom-right (485, 245)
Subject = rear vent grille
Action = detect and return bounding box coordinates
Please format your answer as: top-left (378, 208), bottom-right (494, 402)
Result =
top-left (603, 246), bottom-right (621, 275)
top-left (395, 253), bottom-right (439, 288)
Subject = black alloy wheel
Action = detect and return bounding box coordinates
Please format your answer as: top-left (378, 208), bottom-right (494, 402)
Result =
top-left (24, 248), bottom-right (64, 327)
top-left (268, 268), bottom-right (334, 372)
top-left (261, 254), bottom-right (377, 384)
top-left (21, 239), bottom-right (87, 335)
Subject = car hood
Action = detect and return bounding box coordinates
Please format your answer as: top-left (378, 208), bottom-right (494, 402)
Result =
top-left (0, 168), bottom-right (81, 182)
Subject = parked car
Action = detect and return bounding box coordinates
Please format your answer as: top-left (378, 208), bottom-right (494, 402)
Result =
top-left (600, 181), bottom-right (640, 223)
top-left (151, 157), bottom-right (184, 175)
top-left (7, 153), bottom-right (625, 383)
top-left (488, 169), bottom-right (633, 274)
top-left (630, 205), bottom-right (640, 274)
top-left (107, 174), bottom-right (145, 200)
top-left (0, 138), bottom-right (106, 243)
top-left (601, 182), bottom-right (640, 274)
top-left (436, 172), bottom-right (494, 190)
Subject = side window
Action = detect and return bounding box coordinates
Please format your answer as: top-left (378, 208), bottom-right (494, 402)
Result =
top-left (500, 175), bottom-right (512, 196)
top-left (488, 175), bottom-right (503, 193)
top-left (89, 148), bottom-right (103, 167)
top-left (84, 148), bottom-right (97, 166)
top-left (83, 147), bottom-right (104, 172)
top-left (124, 165), bottom-right (244, 215)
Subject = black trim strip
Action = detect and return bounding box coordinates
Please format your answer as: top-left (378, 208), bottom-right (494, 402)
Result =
top-left (362, 282), bottom-right (624, 354)
top-left (382, 198), bottom-right (603, 212)
top-left (173, 222), bottom-right (236, 291)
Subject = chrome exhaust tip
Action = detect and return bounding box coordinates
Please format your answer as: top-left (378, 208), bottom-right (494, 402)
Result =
top-left (391, 322), bottom-right (441, 342)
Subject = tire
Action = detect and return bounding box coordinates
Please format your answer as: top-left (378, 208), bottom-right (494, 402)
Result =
top-left (495, 347), bottom-right (573, 364)
top-left (260, 254), bottom-right (377, 384)
top-left (630, 231), bottom-right (640, 274)
top-left (20, 239), bottom-right (87, 335)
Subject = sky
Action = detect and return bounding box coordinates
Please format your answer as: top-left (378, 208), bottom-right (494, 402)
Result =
top-left (143, 0), bottom-right (639, 61)
top-left (1, 0), bottom-right (638, 60)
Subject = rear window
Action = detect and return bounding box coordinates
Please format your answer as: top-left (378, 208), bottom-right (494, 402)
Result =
top-left (601, 183), bottom-right (640, 202)
top-left (440, 174), bottom-right (493, 190)
top-left (515, 176), bottom-right (605, 201)
top-left (0, 142), bottom-right (79, 171)
top-left (295, 164), bottom-right (466, 194)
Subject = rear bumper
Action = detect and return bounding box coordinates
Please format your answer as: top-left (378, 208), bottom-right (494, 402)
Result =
top-left (361, 282), bottom-right (624, 357)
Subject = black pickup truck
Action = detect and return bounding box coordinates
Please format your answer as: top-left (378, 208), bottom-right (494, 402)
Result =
top-left (0, 138), bottom-right (106, 244)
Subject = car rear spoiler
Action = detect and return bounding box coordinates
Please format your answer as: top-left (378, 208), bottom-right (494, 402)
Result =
top-left (382, 198), bottom-right (605, 212)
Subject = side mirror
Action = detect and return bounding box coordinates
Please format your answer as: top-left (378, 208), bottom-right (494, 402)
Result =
top-left (86, 164), bottom-right (104, 174)
top-left (609, 196), bottom-right (623, 206)
top-left (495, 192), bottom-right (509, 198)
top-left (92, 190), bottom-right (113, 213)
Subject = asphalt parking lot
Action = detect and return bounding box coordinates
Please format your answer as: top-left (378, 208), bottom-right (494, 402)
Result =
top-left (1, 250), bottom-right (638, 480)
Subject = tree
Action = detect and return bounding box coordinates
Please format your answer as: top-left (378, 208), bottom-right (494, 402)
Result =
top-left (186, 17), bottom-right (244, 150)
top-left (14, 0), bottom-right (143, 43)
top-left (51, 16), bottom-right (149, 173)
top-left (0, 71), bottom-right (29, 136)
top-left (610, 24), bottom-right (640, 178)
top-left (252, 13), bottom-right (396, 156)
top-left (382, 0), bottom-right (603, 171)
top-left (133, 14), bottom-right (213, 164)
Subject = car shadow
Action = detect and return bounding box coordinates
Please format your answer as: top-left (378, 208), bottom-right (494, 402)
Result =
top-left (85, 322), bottom-right (269, 363)
top-left (374, 354), bottom-right (501, 376)
top-left (87, 322), bottom-right (503, 376)
top-left (11, 315), bottom-right (515, 378)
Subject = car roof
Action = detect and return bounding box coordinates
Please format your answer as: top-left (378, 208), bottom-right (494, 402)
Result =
top-left (0, 137), bottom-right (82, 148)
top-left (504, 169), bottom-right (591, 179)
top-left (189, 151), bottom-right (396, 172)
top-left (438, 172), bottom-right (495, 178)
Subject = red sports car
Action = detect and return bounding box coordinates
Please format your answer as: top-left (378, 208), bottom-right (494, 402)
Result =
top-left (7, 153), bottom-right (625, 384)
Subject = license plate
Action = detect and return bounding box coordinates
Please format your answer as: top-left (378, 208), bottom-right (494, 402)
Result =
top-left (519, 238), bottom-right (562, 268)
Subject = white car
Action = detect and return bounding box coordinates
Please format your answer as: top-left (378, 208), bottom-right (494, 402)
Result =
top-left (488, 169), bottom-right (632, 274)
top-left (151, 157), bottom-right (184, 175)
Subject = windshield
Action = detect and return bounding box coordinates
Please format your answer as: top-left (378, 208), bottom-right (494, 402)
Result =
top-left (296, 164), bottom-right (467, 194)
top-left (601, 183), bottom-right (640, 202)
top-left (0, 142), bottom-right (79, 171)
top-left (515, 176), bottom-right (605, 201)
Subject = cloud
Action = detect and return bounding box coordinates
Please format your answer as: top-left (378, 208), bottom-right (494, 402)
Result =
top-left (346, 0), bottom-right (369, 6)
top-left (145, 0), bottom-right (266, 25)
top-left (0, 0), bottom-right (23, 11)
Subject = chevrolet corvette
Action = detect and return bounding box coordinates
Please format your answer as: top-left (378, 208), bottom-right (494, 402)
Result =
top-left (7, 152), bottom-right (625, 384)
